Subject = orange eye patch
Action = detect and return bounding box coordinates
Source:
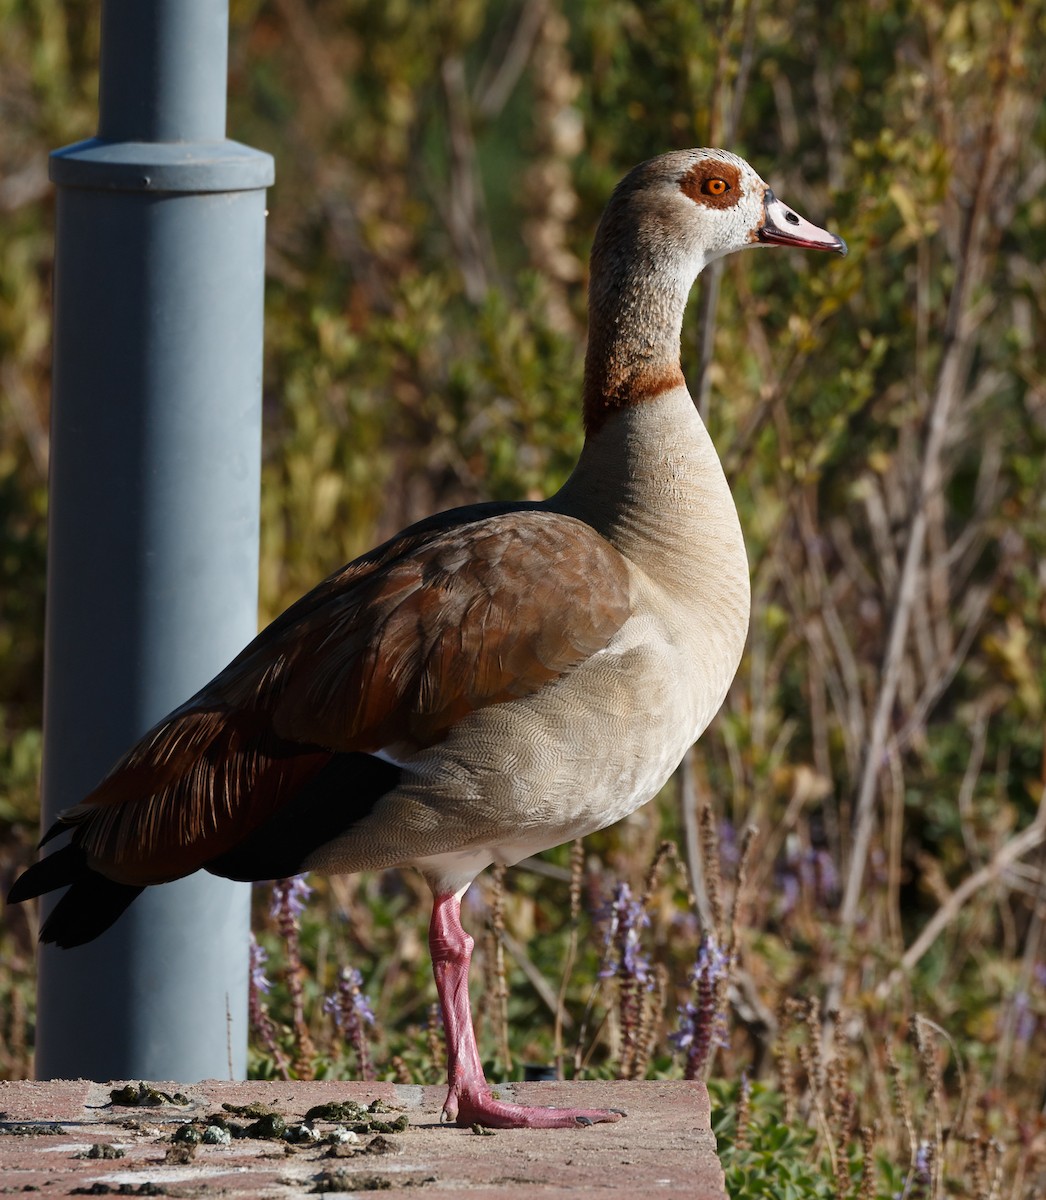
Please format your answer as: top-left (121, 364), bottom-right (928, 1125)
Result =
top-left (679, 159), bottom-right (743, 209)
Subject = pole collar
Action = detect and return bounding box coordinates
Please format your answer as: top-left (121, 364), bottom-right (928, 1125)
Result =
top-left (50, 138), bottom-right (275, 194)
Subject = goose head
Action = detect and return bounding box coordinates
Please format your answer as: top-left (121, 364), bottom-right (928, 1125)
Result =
top-left (584, 148), bottom-right (846, 426)
top-left (591, 147), bottom-right (845, 283)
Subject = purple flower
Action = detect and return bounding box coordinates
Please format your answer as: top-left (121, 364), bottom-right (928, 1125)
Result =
top-left (777, 872), bottom-right (800, 917)
top-left (774, 842), bottom-right (840, 917)
top-left (249, 934), bottom-right (272, 995)
top-left (914, 1140), bottom-right (933, 1185)
top-left (323, 966), bottom-right (376, 1028)
top-left (324, 965), bottom-right (376, 1081)
top-left (597, 882), bottom-right (653, 986)
top-left (811, 848), bottom-right (840, 904)
top-left (271, 875), bottom-right (313, 923)
top-left (1012, 990), bottom-right (1037, 1047)
top-left (671, 933), bottom-right (730, 1077)
top-left (718, 818), bottom-right (739, 872)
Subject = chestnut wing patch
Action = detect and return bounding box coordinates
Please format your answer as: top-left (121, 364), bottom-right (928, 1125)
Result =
top-left (58, 712), bottom-right (340, 884)
top-left (50, 507), bottom-right (631, 886)
top-left (260, 510), bottom-right (634, 750)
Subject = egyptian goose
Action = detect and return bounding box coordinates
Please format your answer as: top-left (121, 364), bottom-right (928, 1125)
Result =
top-left (9, 149), bottom-right (844, 1128)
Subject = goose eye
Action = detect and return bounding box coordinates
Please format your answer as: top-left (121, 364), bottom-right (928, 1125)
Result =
top-left (702, 177), bottom-right (730, 197)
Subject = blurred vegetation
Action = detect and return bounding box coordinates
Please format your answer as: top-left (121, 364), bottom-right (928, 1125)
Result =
top-left (2, 0), bottom-right (1046, 1194)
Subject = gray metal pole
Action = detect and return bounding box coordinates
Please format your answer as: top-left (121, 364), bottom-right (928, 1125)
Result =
top-left (35, 0), bottom-right (274, 1082)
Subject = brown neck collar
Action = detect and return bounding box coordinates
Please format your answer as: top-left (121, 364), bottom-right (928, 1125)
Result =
top-left (582, 362), bottom-right (686, 436)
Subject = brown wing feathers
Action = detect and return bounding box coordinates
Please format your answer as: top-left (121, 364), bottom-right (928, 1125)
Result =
top-left (59, 713), bottom-right (336, 885)
top-left (12, 507), bottom-right (632, 911)
top-left (266, 514), bottom-right (632, 749)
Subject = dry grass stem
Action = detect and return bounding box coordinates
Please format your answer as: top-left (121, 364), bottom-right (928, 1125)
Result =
top-left (880, 790), bottom-right (1046, 996)
top-left (486, 866), bottom-right (512, 1076)
top-left (699, 803), bottom-right (725, 939)
top-left (426, 1004), bottom-right (445, 1085)
top-left (887, 1045), bottom-right (918, 1178)
top-left (859, 1125), bottom-right (877, 1200)
top-left (726, 823), bottom-right (757, 958)
top-left (553, 838), bottom-right (585, 1078)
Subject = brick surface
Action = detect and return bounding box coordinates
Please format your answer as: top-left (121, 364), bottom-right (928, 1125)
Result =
top-left (0, 1078), bottom-right (725, 1198)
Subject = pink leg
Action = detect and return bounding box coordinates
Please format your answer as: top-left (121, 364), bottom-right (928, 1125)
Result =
top-left (428, 891), bottom-right (625, 1129)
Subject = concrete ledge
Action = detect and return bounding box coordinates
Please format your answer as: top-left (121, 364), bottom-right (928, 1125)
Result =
top-left (0, 1078), bottom-right (725, 1198)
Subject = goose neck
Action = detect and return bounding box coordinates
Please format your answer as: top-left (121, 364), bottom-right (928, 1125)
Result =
top-left (552, 390), bottom-right (746, 584)
top-left (582, 262), bottom-right (696, 435)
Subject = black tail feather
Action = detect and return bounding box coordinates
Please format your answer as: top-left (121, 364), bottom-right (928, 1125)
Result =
top-left (6, 843), bottom-right (82, 903)
top-left (9, 748), bottom-right (402, 942)
top-left (7, 843), bottom-right (144, 948)
top-left (38, 877), bottom-right (145, 948)
top-left (39, 817), bottom-right (74, 849)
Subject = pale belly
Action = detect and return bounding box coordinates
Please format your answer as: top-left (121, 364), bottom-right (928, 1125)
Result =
top-left (304, 606), bottom-right (744, 892)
